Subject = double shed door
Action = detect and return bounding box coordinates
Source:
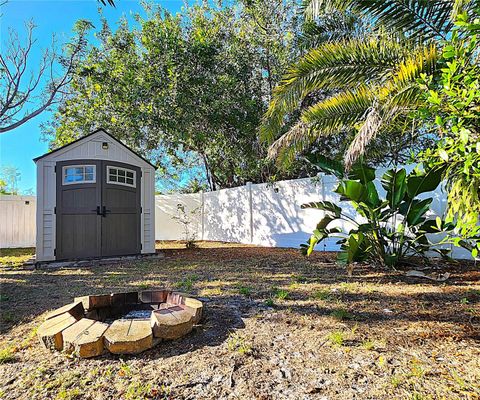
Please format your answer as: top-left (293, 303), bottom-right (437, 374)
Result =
top-left (56, 160), bottom-right (141, 260)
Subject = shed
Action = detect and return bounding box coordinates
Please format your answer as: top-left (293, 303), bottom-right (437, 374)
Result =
top-left (34, 128), bottom-right (156, 262)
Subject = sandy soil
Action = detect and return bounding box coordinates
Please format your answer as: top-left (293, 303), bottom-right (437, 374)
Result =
top-left (0, 243), bottom-right (479, 399)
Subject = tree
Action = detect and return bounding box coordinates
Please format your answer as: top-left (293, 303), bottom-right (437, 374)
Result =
top-left (44, 2), bottom-right (300, 191)
top-left (260, 0), bottom-right (476, 169)
top-left (0, 20), bottom-right (92, 133)
top-left (418, 10), bottom-right (480, 254)
top-left (0, 165), bottom-right (21, 194)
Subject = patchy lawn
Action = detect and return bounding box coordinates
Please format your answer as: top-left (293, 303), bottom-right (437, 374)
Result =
top-left (0, 244), bottom-right (479, 399)
top-left (0, 248), bottom-right (35, 268)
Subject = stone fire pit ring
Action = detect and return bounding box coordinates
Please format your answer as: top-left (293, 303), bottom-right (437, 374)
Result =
top-left (37, 290), bottom-right (203, 358)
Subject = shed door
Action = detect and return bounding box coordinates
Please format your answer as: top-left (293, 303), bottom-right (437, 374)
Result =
top-left (102, 162), bottom-right (141, 257)
top-left (56, 160), bottom-right (141, 260)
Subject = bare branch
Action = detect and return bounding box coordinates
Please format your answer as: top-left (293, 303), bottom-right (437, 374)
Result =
top-left (0, 20), bottom-right (91, 133)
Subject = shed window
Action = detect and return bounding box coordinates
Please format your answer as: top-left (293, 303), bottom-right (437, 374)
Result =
top-left (107, 166), bottom-right (136, 187)
top-left (63, 165), bottom-right (96, 185)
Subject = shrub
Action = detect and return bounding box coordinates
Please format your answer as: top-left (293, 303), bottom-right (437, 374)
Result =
top-left (301, 157), bottom-right (456, 267)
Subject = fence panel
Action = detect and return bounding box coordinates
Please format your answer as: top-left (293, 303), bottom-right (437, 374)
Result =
top-left (0, 196), bottom-right (36, 248)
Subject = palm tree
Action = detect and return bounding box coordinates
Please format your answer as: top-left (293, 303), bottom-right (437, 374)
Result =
top-left (260, 0), bottom-right (475, 169)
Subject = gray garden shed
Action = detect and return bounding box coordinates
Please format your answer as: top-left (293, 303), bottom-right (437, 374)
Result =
top-left (34, 129), bottom-right (156, 262)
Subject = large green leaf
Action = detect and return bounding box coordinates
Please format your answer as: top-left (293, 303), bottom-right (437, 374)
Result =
top-left (348, 163), bottom-right (376, 183)
top-left (335, 180), bottom-right (367, 202)
top-left (316, 216), bottom-right (336, 230)
top-left (406, 198), bottom-right (433, 226)
top-left (301, 201), bottom-right (342, 218)
top-left (406, 166), bottom-right (444, 198)
top-left (310, 154), bottom-right (345, 178)
top-left (364, 181), bottom-right (381, 208)
top-left (381, 168), bottom-right (407, 208)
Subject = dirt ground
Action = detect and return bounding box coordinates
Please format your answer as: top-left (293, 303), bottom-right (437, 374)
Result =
top-left (0, 242), bottom-right (479, 400)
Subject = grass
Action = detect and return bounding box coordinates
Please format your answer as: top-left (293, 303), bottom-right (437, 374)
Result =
top-left (0, 247), bottom-right (34, 267)
top-left (272, 287), bottom-right (289, 300)
top-left (236, 285), bottom-right (252, 297)
top-left (330, 308), bottom-right (354, 321)
top-left (56, 388), bottom-right (81, 400)
top-left (175, 275), bottom-right (199, 292)
top-left (361, 339), bottom-right (375, 351)
top-left (326, 331), bottom-right (346, 347)
top-left (226, 332), bottom-right (252, 355)
top-left (0, 346), bottom-right (17, 364)
top-left (0, 243), bottom-right (479, 399)
top-left (264, 298), bottom-right (274, 307)
top-left (311, 289), bottom-right (334, 301)
top-left (200, 287), bottom-right (222, 296)
top-left (125, 381), bottom-right (152, 400)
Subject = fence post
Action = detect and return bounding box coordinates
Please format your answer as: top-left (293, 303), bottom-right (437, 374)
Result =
top-left (200, 190), bottom-right (205, 241)
top-left (246, 182), bottom-right (253, 244)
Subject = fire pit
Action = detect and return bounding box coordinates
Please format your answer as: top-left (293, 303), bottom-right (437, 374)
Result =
top-left (37, 290), bottom-right (203, 358)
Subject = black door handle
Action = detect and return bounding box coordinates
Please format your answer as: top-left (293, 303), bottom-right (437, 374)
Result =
top-left (102, 206), bottom-right (111, 217)
top-left (91, 206), bottom-right (101, 215)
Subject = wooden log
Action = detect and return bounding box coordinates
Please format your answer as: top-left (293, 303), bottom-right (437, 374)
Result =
top-left (150, 305), bottom-right (194, 340)
top-left (62, 318), bottom-right (109, 358)
top-left (139, 290), bottom-right (169, 304)
top-left (182, 297), bottom-right (203, 324)
top-left (104, 320), bottom-right (153, 354)
top-left (167, 292), bottom-right (203, 323)
top-left (44, 302), bottom-right (84, 321)
top-left (74, 294), bottom-right (111, 310)
top-left (37, 312), bottom-right (78, 350)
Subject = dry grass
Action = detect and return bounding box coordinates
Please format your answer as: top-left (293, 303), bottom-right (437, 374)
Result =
top-left (0, 244), bottom-right (479, 399)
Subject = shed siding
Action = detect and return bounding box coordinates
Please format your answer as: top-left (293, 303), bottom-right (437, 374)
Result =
top-left (141, 168), bottom-right (156, 254)
top-left (35, 130), bottom-right (156, 261)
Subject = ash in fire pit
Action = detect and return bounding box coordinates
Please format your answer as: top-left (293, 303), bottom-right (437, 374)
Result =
top-left (121, 309), bottom-right (152, 319)
top-left (37, 290), bottom-right (203, 358)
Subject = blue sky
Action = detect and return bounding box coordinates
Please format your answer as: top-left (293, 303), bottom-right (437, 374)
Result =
top-left (0, 0), bottom-right (185, 193)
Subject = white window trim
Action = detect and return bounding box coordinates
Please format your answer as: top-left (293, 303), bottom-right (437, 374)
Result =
top-left (106, 166), bottom-right (136, 188)
top-left (62, 165), bottom-right (96, 185)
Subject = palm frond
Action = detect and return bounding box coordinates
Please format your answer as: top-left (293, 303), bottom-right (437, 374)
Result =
top-left (268, 86), bottom-right (375, 164)
top-left (298, 12), bottom-right (365, 49)
top-left (259, 37), bottom-right (407, 144)
top-left (268, 43), bottom-right (438, 168)
top-left (303, 0), bottom-right (457, 39)
top-left (344, 44), bottom-right (438, 167)
top-left (344, 103), bottom-right (383, 168)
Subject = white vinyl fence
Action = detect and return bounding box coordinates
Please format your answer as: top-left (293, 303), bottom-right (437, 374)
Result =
top-left (156, 173), bottom-right (471, 259)
top-left (0, 175), bottom-right (472, 258)
top-left (0, 196), bottom-right (36, 248)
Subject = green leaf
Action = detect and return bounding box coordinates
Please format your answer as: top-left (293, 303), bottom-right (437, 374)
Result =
top-left (301, 201), bottom-right (342, 217)
top-left (381, 168), bottom-right (407, 208)
top-left (406, 166), bottom-right (444, 198)
top-left (335, 180), bottom-right (367, 202)
top-left (365, 181), bottom-right (381, 208)
top-left (406, 198), bottom-right (432, 226)
top-left (316, 216), bottom-right (336, 230)
top-left (310, 154), bottom-right (345, 178)
top-left (439, 149), bottom-right (449, 161)
top-left (349, 163), bottom-right (376, 183)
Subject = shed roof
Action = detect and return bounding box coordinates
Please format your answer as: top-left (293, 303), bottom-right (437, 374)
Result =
top-left (33, 128), bottom-right (157, 169)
